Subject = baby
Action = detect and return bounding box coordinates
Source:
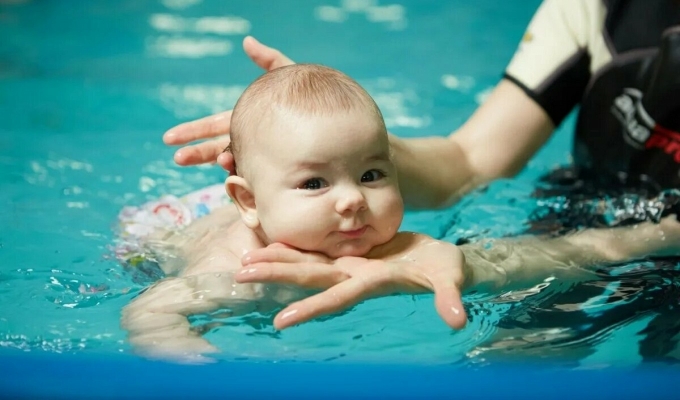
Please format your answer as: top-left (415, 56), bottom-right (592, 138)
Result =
top-left (120, 64), bottom-right (462, 363)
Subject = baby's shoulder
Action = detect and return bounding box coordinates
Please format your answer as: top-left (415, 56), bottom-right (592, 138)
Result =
top-left (180, 206), bottom-right (266, 276)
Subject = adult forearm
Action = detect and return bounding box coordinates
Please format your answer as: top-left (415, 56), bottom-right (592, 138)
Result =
top-left (460, 237), bottom-right (588, 290)
top-left (461, 218), bottom-right (680, 290)
top-left (563, 218), bottom-right (680, 261)
top-left (390, 80), bottom-right (555, 210)
top-left (390, 135), bottom-right (483, 209)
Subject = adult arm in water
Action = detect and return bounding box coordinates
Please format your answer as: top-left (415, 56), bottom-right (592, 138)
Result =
top-left (236, 216), bottom-right (680, 330)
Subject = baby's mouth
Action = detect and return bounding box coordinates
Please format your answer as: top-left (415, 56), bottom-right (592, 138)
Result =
top-left (339, 226), bottom-right (367, 239)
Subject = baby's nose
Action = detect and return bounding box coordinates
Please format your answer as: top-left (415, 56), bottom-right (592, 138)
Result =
top-left (335, 187), bottom-right (367, 214)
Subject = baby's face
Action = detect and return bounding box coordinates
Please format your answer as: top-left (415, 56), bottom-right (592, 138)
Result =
top-left (248, 107), bottom-right (403, 258)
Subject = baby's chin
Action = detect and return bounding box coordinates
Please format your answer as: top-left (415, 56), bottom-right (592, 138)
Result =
top-left (320, 242), bottom-right (376, 259)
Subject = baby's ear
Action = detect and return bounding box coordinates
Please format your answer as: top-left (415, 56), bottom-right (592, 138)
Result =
top-left (225, 176), bottom-right (260, 229)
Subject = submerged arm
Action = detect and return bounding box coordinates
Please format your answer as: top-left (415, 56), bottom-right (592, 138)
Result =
top-left (463, 216), bottom-right (680, 289)
top-left (236, 217), bottom-right (680, 330)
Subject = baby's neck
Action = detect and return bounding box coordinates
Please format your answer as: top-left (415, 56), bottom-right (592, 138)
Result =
top-left (235, 222), bottom-right (270, 251)
top-left (243, 221), bottom-right (385, 259)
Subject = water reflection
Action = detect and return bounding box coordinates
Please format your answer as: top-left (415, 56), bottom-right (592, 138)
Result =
top-left (146, 8), bottom-right (250, 58)
top-left (160, 0), bottom-right (202, 11)
top-left (138, 159), bottom-right (220, 196)
top-left (464, 261), bottom-right (680, 367)
top-left (146, 36), bottom-right (233, 58)
top-left (315, 0), bottom-right (407, 30)
top-left (149, 13), bottom-right (250, 35)
top-left (158, 83), bottom-right (245, 118)
top-left (24, 158), bottom-right (94, 187)
top-left (441, 74), bottom-right (476, 93)
top-left (361, 78), bottom-right (431, 129)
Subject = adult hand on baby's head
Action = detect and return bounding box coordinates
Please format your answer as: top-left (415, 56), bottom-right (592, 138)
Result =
top-left (236, 239), bottom-right (469, 331)
top-left (162, 36), bottom-right (295, 172)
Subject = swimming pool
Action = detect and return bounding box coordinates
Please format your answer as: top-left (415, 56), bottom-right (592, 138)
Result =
top-left (1, 0), bottom-right (678, 397)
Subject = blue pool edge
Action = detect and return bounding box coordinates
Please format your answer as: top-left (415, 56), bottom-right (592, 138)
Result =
top-left (1, 348), bottom-right (677, 399)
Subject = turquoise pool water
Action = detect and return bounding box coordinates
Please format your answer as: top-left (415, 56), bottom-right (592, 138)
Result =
top-left (1, 0), bottom-right (679, 387)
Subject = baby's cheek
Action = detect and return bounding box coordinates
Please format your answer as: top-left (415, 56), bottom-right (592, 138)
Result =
top-left (379, 192), bottom-right (404, 229)
top-left (268, 210), bottom-right (325, 247)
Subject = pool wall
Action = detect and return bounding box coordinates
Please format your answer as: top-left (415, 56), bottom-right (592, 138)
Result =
top-left (0, 348), bottom-right (677, 399)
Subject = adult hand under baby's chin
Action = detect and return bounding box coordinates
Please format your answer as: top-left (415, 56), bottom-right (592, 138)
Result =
top-left (237, 240), bottom-right (469, 331)
top-left (243, 243), bottom-right (333, 265)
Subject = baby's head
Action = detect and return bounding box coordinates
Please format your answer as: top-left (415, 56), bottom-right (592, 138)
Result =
top-left (226, 64), bottom-right (403, 258)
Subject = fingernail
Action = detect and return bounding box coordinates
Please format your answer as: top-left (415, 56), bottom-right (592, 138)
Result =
top-left (451, 306), bottom-right (460, 315)
top-left (242, 255), bottom-right (251, 264)
top-left (238, 268), bottom-right (257, 274)
top-left (164, 131), bottom-right (176, 139)
top-left (280, 309), bottom-right (298, 319)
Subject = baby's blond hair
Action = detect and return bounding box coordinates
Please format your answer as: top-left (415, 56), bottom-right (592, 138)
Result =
top-left (229, 64), bottom-right (385, 176)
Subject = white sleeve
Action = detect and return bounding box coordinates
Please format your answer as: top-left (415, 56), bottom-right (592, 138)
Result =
top-left (504, 0), bottom-right (608, 125)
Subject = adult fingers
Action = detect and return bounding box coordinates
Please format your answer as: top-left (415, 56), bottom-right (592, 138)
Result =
top-left (216, 151), bottom-right (235, 174)
top-left (266, 242), bottom-right (295, 249)
top-left (235, 261), bottom-right (347, 289)
top-left (242, 247), bottom-right (329, 265)
top-left (173, 138), bottom-right (230, 166)
top-left (243, 36), bottom-right (295, 71)
top-left (426, 246), bottom-right (468, 329)
top-left (272, 277), bottom-right (373, 330)
top-left (163, 110), bottom-right (233, 145)
top-left (431, 281), bottom-right (467, 330)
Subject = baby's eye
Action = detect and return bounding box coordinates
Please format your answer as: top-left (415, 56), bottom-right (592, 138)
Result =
top-left (361, 169), bottom-right (386, 183)
top-left (300, 178), bottom-right (328, 190)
